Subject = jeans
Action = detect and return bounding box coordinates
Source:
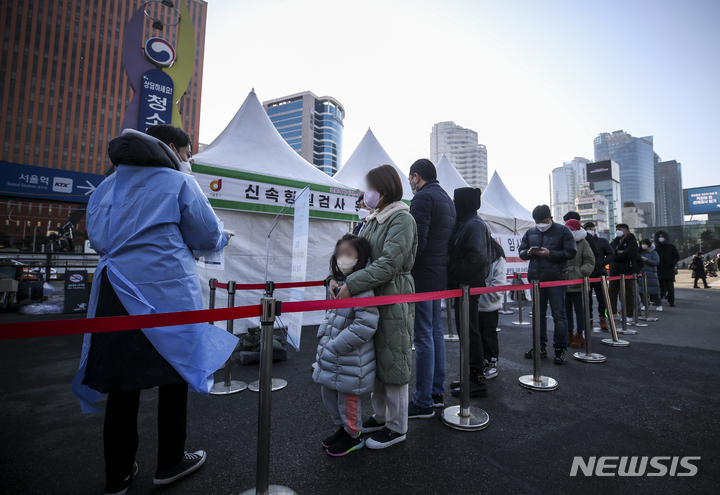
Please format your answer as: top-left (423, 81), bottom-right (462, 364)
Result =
top-left (609, 278), bottom-right (635, 318)
top-left (659, 280), bottom-right (675, 304)
top-left (412, 299), bottom-right (446, 408)
top-left (565, 291), bottom-right (585, 335)
top-left (104, 383), bottom-right (187, 486)
top-left (478, 310), bottom-right (499, 361)
top-left (588, 280), bottom-right (607, 320)
top-left (535, 285), bottom-right (568, 349)
top-left (454, 294), bottom-right (484, 370)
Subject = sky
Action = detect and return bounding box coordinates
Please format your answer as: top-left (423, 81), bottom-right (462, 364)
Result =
top-left (197, 0), bottom-right (720, 212)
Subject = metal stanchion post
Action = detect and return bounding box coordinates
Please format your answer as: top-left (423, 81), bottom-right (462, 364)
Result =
top-left (616, 275), bottom-right (637, 335)
top-left (441, 286), bottom-right (489, 431)
top-left (631, 275), bottom-right (647, 328)
top-left (601, 276), bottom-right (630, 347)
top-left (512, 277), bottom-right (530, 326)
top-left (248, 282), bottom-right (288, 393)
top-left (499, 290), bottom-right (513, 315)
top-left (573, 277), bottom-right (606, 363)
top-left (211, 281), bottom-right (248, 395)
top-left (240, 285), bottom-right (297, 495)
top-left (444, 298), bottom-right (460, 342)
top-left (518, 281), bottom-right (558, 390)
top-left (640, 273), bottom-right (658, 322)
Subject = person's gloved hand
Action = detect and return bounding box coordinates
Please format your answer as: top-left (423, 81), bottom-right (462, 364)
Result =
top-left (223, 230), bottom-right (235, 242)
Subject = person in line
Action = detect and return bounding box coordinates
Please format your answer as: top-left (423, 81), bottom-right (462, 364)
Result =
top-left (654, 230), bottom-right (680, 307)
top-left (406, 158), bottom-right (456, 417)
top-left (450, 237), bottom-right (506, 393)
top-left (328, 164), bottom-right (417, 450)
top-left (583, 222), bottom-right (614, 330)
top-left (638, 239), bottom-right (662, 312)
top-left (352, 193), bottom-right (371, 236)
top-left (72, 128), bottom-right (237, 495)
top-left (146, 124), bottom-right (193, 173)
top-left (447, 187), bottom-right (493, 397)
top-left (564, 219), bottom-right (595, 348)
top-left (564, 211), bottom-right (598, 258)
top-left (314, 234), bottom-right (379, 457)
top-left (690, 252), bottom-right (711, 289)
top-left (608, 224), bottom-right (639, 322)
top-left (519, 205), bottom-right (577, 365)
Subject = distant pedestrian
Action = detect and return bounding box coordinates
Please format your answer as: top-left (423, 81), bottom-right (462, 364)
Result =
top-left (690, 252), bottom-right (710, 289)
top-left (583, 222), bottom-right (614, 330)
top-left (564, 220), bottom-right (595, 348)
top-left (654, 230), bottom-right (680, 307)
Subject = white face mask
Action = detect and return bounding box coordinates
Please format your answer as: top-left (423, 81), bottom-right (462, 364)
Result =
top-left (658, 237), bottom-right (665, 243)
top-left (572, 229), bottom-right (586, 242)
top-left (337, 257), bottom-right (358, 275)
top-left (178, 161), bottom-right (193, 174)
top-left (586, 229), bottom-right (595, 236)
top-left (615, 230), bottom-right (624, 238)
top-left (536, 222), bottom-right (552, 232)
top-left (357, 209), bottom-right (370, 220)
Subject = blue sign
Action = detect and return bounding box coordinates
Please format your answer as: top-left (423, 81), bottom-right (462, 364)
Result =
top-left (139, 69), bottom-right (174, 132)
top-left (687, 185), bottom-right (720, 215)
top-left (0, 162), bottom-right (105, 203)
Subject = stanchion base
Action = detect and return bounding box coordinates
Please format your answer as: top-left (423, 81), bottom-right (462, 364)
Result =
top-left (601, 338), bottom-right (630, 347)
top-left (573, 352), bottom-right (606, 363)
top-left (248, 378), bottom-right (288, 392)
top-left (239, 485), bottom-right (297, 495)
top-left (617, 328), bottom-right (637, 335)
top-left (511, 321), bottom-right (531, 326)
top-left (644, 317), bottom-right (659, 322)
top-left (210, 380), bottom-right (248, 395)
top-left (591, 326), bottom-right (603, 333)
top-left (518, 375), bottom-right (558, 391)
top-left (498, 310), bottom-right (513, 315)
top-left (440, 405), bottom-right (489, 431)
top-left (444, 334), bottom-right (460, 342)
top-left (629, 321), bottom-right (648, 327)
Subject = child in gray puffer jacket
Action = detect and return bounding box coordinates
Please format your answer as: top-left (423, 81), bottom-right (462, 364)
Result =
top-left (314, 234), bottom-right (379, 457)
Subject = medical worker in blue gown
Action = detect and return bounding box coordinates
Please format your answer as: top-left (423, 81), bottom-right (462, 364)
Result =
top-left (71, 127), bottom-right (238, 495)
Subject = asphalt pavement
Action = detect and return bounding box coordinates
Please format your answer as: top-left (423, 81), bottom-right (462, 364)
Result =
top-left (1, 286), bottom-right (719, 495)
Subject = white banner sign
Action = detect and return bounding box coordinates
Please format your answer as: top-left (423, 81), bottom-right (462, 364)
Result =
top-left (491, 234), bottom-right (529, 276)
top-left (286, 188), bottom-right (310, 350)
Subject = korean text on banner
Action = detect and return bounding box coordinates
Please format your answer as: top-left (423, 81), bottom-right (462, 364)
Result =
top-left (286, 188), bottom-right (310, 350)
top-left (492, 233), bottom-right (529, 275)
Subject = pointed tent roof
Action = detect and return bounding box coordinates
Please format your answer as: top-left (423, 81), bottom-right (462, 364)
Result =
top-left (334, 128), bottom-right (413, 200)
top-left (435, 155), bottom-right (469, 198)
top-left (194, 90), bottom-right (346, 189)
top-left (482, 171), bottom-right (534, 222)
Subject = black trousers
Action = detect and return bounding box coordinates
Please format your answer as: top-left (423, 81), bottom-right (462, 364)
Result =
top-left (588, 280), bottom-right (607, 320)
top-left (659, 279), bottom-right (675, 304)
top-left (608, 278), bottom-right (635, 318)
top-left (454, 295), bottom-right (484, 370)
top-left (478, 310), bottom-right (499, 361)
top-left (694, 275), bottom-right (708, 287)
top-left (104, 383), bottom-right (188, 486)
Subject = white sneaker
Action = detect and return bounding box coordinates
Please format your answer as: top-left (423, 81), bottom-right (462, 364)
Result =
top-left (626, 317), bottom-right (633, 323)
top-left (656, 306), bottom-right (663, 312)
top-left (640, 305), bottom-right (645, 311)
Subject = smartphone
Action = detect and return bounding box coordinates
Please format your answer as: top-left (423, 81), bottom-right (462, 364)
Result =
top-left (530, 246), bottom-right (541, 251)
top-left (333, 287), bottom-right (341, 297)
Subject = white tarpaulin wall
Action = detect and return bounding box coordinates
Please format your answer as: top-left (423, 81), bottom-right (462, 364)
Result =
top-left (334, 128), bottom-right (413, 201)
top-left (435, 155), bottom-right (469, 198)
top-left (191, 90), bottom-right (356, 333)
top-left (479, 171), bottom-right (535, 235)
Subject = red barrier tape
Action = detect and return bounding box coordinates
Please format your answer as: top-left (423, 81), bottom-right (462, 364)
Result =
top-left (0, 275), bottom-right (638, 341)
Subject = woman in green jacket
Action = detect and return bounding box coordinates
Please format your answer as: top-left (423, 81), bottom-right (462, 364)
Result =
top-left (329, 164), bottom-right (418, 450)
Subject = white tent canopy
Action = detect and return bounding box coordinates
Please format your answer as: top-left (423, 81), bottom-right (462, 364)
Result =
top-left (334, 128), bottom-right (413, 201)
top-left (191, 90), bottom-right (355, 333)
top-left (479, 171), bottom-right (535, 235)
top-left (435, 155), bottom-right (469, 198)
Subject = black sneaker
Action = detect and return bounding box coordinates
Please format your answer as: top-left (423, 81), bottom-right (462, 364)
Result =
top-left (432, 393), bottom-right (445, 408)
top-left (669, 302), bottom-right (675, 307)
top-left (524, 345), bottom-right (547, 359)
top-left (554, 348), bottom-right (567, 365)
top-left (451, 378), bottom-right (488, 398)
top-left (366, 427), bottom-right (406, 450)
top-left (408, 401), bottom-right (435, 419)
top-left (449, 381), bottom-right (460, 390)
top-left (326, 432), bottom-right (364, 457)
top-left (153, 450), bottom-right (206, 485)
top-left (322, 426), bottom-right (346, 448)
top-left (105, 462), bottom-right (138, 495)
top-left (361, 416), bottom-right (386, 433)
top-left (483, 360), bottom-right (498, 379)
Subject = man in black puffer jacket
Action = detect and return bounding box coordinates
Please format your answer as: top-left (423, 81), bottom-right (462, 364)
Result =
top-left (519, 205), bottom-right (576, 364)
top-left (447, 187), bottom-right (492, 397)
top-left (583, 222), bottom-right (614, 330)
top-left (608, 223), bottom-right (640, 320)
top-left (407, 159), bottom-right (456, 416)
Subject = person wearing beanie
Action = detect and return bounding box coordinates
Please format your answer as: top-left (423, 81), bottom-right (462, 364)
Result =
top-left (564, 219), bottom-right (595, 348)
top-left (519, 205), bottom-right (577, 365)
top-left (582, 222), bottom-right (614, 330)
top-left (447, 187), bottom-right (493, 397)
top-left (564, 211), bottom-right (598, 259)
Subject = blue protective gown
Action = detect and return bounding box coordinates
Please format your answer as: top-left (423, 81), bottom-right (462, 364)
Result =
top-left (72, 163), bottom-right (238, 413)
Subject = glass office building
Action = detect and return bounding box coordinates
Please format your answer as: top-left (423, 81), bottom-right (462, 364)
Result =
top-left (263, 92), bottom-right (344, 176)
top-left (586, 160), bottom-right (622, 236)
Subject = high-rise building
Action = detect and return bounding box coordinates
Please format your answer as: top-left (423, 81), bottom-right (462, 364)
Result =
top-left (622, 203), bottom-right (649, 228)
top-left (576, 183), bottom-right (610, 237)
top-left (586, 160), bottom-right (622, 233)
top-left (594, 130), bottom-right (655, 223)
top-left (550, 157), bottom-right (590, 219)
top-left (430, 121), bottom-right (488, 190)
top-left (263, 91), bottom-right (344, 176)
top-left (654, 159), bottom-right (684, 226)
top-left (0, 0), bottom-right (208, 175)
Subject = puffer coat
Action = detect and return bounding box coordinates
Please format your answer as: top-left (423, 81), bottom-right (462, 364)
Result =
top-left (519, 222), bottom-right (577, 282)
top-left (341, 201), bottom-right (418, 386)
top-left (566, 236), bottom-right (595, 292)
top-left (313, 285), bottom-right (379, 395)
top-left (638, 245), bottom-right (660, 296)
